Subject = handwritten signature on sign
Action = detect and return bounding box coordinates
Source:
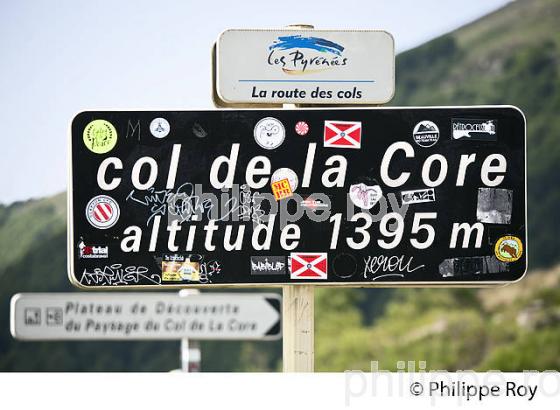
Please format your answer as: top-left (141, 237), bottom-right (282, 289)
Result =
top-left (80, 264), bottom-right (161, 286)
top-left (127, 183), bottom-right (265, 225)
top-left (363, 255), bottom-right (425, 281)
top-left (127, 182), bottom-right (213, 225)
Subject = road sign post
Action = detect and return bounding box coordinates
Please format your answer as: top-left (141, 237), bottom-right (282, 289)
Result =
top-left (281, 94), bottom-right (315, 372)
top-left (65, 26), bottom-right (527, 375)
top-left (179, 289), bottom-right (201, 372)
top-left (282, 285), bottom-right (314, 372)
top-left (181, 338), bottom-right (201, 372)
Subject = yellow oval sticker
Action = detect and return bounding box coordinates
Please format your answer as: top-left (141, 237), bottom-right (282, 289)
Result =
top-left (83, 119), bottom-right (117, 154)
top-left (495, 235), bottom-right (523, 262)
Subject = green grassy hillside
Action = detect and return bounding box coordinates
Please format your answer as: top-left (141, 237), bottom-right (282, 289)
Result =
top-left (316, 266), bottom-right (560, 371)
top-left (1, 0), bottom-right (559, 371)
top-left (392, 0), bottom-right (560, 268)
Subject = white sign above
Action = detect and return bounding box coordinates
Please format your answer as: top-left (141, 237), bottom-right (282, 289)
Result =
top-left (11, 293), bottom-right (281, 341)
top-left (215, 29), bottom-right (395, 105)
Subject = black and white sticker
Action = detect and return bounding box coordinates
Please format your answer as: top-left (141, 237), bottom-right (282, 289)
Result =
top-left (250, 256), bottom-right (286, 275)
top-left (412, 120), bottom-right (439, 147)
top-left (452, 119), bottom-right (497, 141)
top-left (254, 117), bottom-right (285, 149)
top-left (401, 188), bottom-right (436, 204)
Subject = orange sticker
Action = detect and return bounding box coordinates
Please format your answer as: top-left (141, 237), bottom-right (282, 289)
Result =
top-left (272, 178), bottom-right (293, 200)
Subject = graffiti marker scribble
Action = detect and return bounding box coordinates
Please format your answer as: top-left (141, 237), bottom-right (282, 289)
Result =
top-left (80, 264), bottom-right (161, 286)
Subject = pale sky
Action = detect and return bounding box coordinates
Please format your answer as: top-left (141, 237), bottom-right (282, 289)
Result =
top-left (0, 0), bottom-right (512, 204)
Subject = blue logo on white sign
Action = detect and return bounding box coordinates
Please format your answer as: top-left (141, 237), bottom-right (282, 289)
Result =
top-left (267, 35), bottom-right (347, 74)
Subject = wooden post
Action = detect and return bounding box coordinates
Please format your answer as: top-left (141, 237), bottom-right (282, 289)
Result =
top-left (279, 19), bottom-right (316, 368)
top-left (282, 285), bottom-right (314, 372)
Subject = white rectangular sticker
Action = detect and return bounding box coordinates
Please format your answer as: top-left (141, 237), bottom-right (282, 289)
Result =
top-left (216, 29), bottom-right (395, 104)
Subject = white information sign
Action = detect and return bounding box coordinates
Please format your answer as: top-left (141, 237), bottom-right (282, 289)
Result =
top-left (216, 29), bottom-right (395, 105)
top-left (11, 293), bottom-right (281, 341)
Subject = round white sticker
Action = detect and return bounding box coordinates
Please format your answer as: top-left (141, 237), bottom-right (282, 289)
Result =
top-left (150, 118), bottom-right (170, 138)
top-left (412, 120), bottom-right (439, 147)
top-left (85, 195), bottom-right (120, 229)
top-left (349, 183), bottom-right (382, 209)
top-left (271, 168), bottom-right (298, 191)
top-left (254, 117), bottom-right (285, 149)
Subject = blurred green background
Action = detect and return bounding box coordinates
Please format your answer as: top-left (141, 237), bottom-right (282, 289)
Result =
top-left (1, 0), bottom-right (559, 371)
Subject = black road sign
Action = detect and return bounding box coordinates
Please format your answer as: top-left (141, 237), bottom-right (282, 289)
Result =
top-left (69, 107), bottom-right (527, 288)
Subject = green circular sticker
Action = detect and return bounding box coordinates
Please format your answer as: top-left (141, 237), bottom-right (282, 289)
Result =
top-left (83, 120), bottom-right (117, 154)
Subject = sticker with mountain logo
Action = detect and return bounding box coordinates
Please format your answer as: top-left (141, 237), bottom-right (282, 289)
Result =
top-left (412, 120), bottom-right (439, 147)
top-left (452, 119), bottom-right (497, 141)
